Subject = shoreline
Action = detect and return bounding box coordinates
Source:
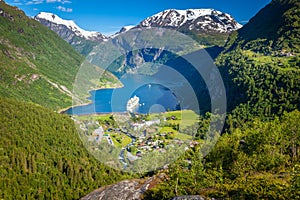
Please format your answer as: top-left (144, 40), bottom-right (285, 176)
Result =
top-left (59, 107), bottom-right (189, 117)
top-left (57, 83), bottom-right (124, 114)
top-left (68, 111), bottom-right (129, 117)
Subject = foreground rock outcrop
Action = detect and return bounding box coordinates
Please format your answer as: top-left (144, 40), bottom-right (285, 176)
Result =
top-left (80, 174), bottom-right (166, 200)
top-left (81, 173), bottom-right (207, 200)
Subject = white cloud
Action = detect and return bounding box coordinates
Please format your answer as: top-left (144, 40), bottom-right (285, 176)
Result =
top-left (26, 0), bottom-right (44, 5)
top-left (56, 5), bottom-right (72, 12)
top-left (9, 0), bottom-right (23, 5)
top-left (46, 0), bottom-right (71, 4)
top-left (8, 0), bottom-right (72, 5)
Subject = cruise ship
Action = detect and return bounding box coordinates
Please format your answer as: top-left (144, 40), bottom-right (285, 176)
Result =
top-left (126, 95), bottom-right (140, 113)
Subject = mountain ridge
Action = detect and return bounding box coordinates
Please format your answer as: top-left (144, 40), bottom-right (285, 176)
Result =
top-left (136, 8), bottom-right (242, 33)
top-left (35, 12), bottom-right (107, 41)
top-left (35, 8), bottom-right (242, 53)
top-left (114, 8), bottom-right (242, 46)
top-left (34, 12), bottom-right (107, 55)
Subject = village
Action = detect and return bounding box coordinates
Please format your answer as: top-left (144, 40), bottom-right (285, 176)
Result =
top-left (76, 110), bottom-right (200, 165)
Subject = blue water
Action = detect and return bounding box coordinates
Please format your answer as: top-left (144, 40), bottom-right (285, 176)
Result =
top-left (67, 74), bottom-right (181, 115)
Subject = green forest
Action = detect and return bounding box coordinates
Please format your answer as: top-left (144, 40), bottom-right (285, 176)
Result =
top-left (143, 110), bottom-right (300, 199)
top-left (0, 97), bottom-right (135, 199)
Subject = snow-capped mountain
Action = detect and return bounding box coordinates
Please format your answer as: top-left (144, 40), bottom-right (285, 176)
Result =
top-left (35, 9), bottom-right (241, 55)
top-left (35, 12), bottom-right (107, 55)
top-left (112, 8), bottom-right (242, 40)
top-left (35, 12), bottom-right (107, 42)
top-left (137, 9), bottom-right (242, 33)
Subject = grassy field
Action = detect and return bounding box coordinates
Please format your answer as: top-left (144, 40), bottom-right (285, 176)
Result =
top-left (75, 113), bottom-right (113, 121)
top-left (159, 122), bottom-right (193, 141)
top-left (163, 110), bottom-right (199, 129)
top-left (174, 132), bottom-right (193, 140)
top-left (159, 126), bottom-right (178, 134)
top-left (109, 132), bottom-right (132, 148)
top-left (243, 50), bottom-right (300, 71)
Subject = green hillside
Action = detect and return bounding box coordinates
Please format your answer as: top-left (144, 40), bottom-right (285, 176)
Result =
top-left (227, 0), bottom-right (300, 53)
top-left (0, 97), bottom-right (133, 199)
top-left (144, 110), bottom-right (300, 199)
top-left (0, 1), bottom-right (119, 110)
top-left (0, 1), bottom-right (82, 110)
top-left (216, 0), bottom-right (300, 125)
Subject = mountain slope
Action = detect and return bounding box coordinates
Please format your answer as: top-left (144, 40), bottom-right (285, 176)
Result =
top-left (216, 0), bottom-right (300, 124)
top-left (35, 12), bottom-right (107, 55)
top-left (0, 1), bottom-right (82, 110)
top-left (0, 2), bottom-right (119, 110)
top-left (0, 97), bottom-right (132, 199)
top-left (225, 0), bottom-right (300, 53)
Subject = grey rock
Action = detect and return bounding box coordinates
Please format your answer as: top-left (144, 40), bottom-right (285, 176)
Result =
top-left (81, 174), bottom-right (166, 200)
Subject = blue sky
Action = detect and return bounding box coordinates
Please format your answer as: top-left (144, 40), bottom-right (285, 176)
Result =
top-left (6, 0), bottom-right (271, 36)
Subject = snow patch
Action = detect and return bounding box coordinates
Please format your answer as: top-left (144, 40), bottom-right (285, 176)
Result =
top-left (36, 12), bottom-right (105, 40)
top-left (122, 25), bottom-right (135, 32)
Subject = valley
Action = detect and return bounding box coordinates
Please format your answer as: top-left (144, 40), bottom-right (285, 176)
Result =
top-left (0, 0), bottom-right (299, 199)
